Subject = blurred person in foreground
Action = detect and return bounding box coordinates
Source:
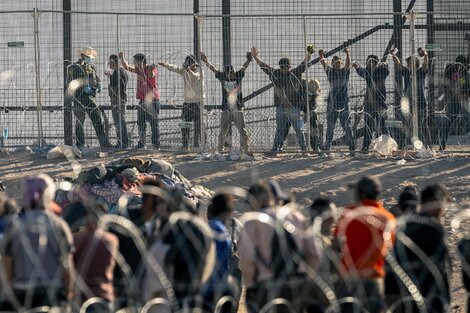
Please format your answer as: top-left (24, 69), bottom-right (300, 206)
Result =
top-left (458, 234), bottom-right (470, 313)
top-left (73, 202), bottom-right (118, 313)
top-left (142, 182), bottom-right (215, 312)
top-left (334, 175), bottom-right (396, 313)
top-left (3, 174), bottom-right (74, 309)
top-left (238, 180), bottom-right (323, 313)
top-left (386, 184), bottom-right (451, 313)
top-left (202, 193), bottom-right (241, 313)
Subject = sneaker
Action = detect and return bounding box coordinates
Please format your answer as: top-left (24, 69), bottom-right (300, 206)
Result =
top-left (137, 141), bottom-right (147, 149)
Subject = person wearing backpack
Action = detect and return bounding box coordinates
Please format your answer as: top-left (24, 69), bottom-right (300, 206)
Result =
top-left (202, 193), bottom-right (241, 313)
top-left (238, 181), bottom-right (321, 313)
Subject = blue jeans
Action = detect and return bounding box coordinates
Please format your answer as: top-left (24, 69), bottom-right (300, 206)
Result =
top-left (324, 101), bottom-right (356, 151)
top-left (137, 99), bottom-right (160, 147)
top-left (272, 106), bottom-right (306, 151)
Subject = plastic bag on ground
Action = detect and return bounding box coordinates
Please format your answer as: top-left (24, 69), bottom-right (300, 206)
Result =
top-left (372, 135), bottom-right (398, 156)
top-left (47, 145), bottom-right (82, 160)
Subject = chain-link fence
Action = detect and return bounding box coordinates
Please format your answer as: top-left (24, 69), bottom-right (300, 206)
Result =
top-left (1, 7), bottom-right (470, 153)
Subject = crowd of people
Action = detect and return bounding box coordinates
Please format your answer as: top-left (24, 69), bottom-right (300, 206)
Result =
top-left (66, 37), bottom-right (470, 154)
top-left (0, 168), bottom-right (468, 313)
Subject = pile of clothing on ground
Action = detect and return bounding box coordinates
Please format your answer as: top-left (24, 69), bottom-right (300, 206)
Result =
top-left (54, 157), bottom-right (213, 227)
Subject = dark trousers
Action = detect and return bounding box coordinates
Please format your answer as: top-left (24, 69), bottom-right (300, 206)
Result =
top-left (246, 275), bottom-right (328, 313)
top-left (182, 102), bottom-right (201, 148)
top-left (73, 97), bottom-right (110, 148)
top-left (363, 106), bottom-right (388, 151)
top-left (137, 100), bottom-right (160, 147)
top-left (13, 287), bottom-right (67, 309)
top-left (111, 98), bottom-right (129, 148)
top-left (272, 106), bottom-right (307, 152)
top-left (325, 101), bottom-right (356, 151)
top-left (308, 111), bottom-right (321, 151)
top-left (337, 277), bottom-right (385, 313)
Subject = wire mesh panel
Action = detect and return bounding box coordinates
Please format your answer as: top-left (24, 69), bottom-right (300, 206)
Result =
top-left (0, 12), bottom-right (38, 148)
top-left (0, 0), bottom-right (470, 152)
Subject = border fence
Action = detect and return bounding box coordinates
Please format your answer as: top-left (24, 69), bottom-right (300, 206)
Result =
top-left (1, 5), bottom-right (470, 152)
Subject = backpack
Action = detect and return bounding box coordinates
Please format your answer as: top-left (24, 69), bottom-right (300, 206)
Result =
top-left (256, 219), bottom-right (303, 278)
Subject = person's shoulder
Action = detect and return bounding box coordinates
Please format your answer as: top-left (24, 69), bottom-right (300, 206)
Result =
top-left (215, 70), bottom-right (224, 79)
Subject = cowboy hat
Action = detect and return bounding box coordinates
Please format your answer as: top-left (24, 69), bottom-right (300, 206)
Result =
top-left (77, 45), bottom-right (97, 59)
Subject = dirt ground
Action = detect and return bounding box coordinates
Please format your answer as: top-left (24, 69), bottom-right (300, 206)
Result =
top-left (0, 148), bottom-right (469, 311)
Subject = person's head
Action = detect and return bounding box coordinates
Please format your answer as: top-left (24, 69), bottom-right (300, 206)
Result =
top-left (224, 65), bottom-right (235, 80)
top-left (332, 55), bottom-right (343, 70)
top-left (308, 198), bottom-right (337, 235)
top-left (207, 193), bottom-right (234, 222)
top-left (22, 174), bottom-right (56, 211)
top-left (133, 53), bottom-right (147, 69)
top-left (183, 54), bottom-right (198, 68)
top-left (267, 180), bottom-right (290, 206)
top-left (278, 57), bottom-right (291, 73)
top-left (352, 175), bottom-right (382, 202)
top-left (419, 183), bottom-right (450, 220)
top-left (397, 186), bottom-right (418, 215)
top-left (78, 45), bottom-right (97, 63)
top-left (248, 181), bottom-right (275, 210)
top-left (0, 193), bottom-right (17, 217)
top-left (405, 56), bottom-right (420, 70)
top-left (307, 78), bottom-right (320, 96)
top-left (366, 54), bottom-right (379, 70)
top-left (141, 178), bottom-right (172, 221)
top-left (109, 54), bottom-right (119, 70)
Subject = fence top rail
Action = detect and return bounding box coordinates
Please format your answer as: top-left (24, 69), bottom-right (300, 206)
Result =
top-left (2, 9), bottom-right (470, 18)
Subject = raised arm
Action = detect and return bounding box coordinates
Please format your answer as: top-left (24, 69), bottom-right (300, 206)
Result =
top-left (318, 49), bottom-right (328, 72)
top-left (241, 51), bottom-right (253, 70)
top-left (119, 52), bottom-right (137, 73)
top-left (344, 47), bottom-right (351, 69)
top-left (251, 46), bottom-right (274, 75)
top-left (200, 52), bottom-right (219, 74)
top-left (158, 62), bottom-right (184, 75)
top-left (422, 49), bottom-right (429, 73)
top-left (292, 50), bottom-right (313, 76)
top-left (390, 49), bottom-right (403, 71)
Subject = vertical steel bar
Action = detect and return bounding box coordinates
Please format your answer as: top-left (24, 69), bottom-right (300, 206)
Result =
top-left (33, 8), bottom-right (43, 148)
top-left (410, 11), bottom-right (419, 141)
top-left (303, 16), bottom-right (311, 151)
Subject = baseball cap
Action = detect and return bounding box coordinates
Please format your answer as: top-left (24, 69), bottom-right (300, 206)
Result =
top-left (279, 57), bottom-right (291, 68)
top-left (367, 54), bottom-right (379, 63)
top-left (350, 175), bottom-right (382, 199)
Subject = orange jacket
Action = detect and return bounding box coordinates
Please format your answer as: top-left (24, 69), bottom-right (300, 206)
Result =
top-left (334, 200), bottom-right (396, 279)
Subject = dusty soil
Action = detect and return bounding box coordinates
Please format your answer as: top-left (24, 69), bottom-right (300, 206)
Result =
top-left (0, 148), bottom-right (469, 311)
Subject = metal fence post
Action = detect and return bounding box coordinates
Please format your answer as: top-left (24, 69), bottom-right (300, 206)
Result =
top-left (116, 13), bottom-right (123, 149)
top-left (196, 15), bottom-right (206, 151)
top-left (303, 16), bottom-right (311, 151)
top-left (409, 11), bottom-right (419, 142)
top-left (63, 0), bottom-right (73, 146)
top-left (33, 8), bottom-right (44, 148)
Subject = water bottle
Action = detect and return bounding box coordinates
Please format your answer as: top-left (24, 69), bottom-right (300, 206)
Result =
top-left (3, 127), bottom-right (8, 140)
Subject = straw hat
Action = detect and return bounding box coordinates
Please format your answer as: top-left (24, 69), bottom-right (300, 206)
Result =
top-left (77, 45), bottom-right (97, 59)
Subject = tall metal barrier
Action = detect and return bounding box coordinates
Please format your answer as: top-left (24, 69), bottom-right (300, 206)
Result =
top-left (0, 9), bottom-right (470, 153)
